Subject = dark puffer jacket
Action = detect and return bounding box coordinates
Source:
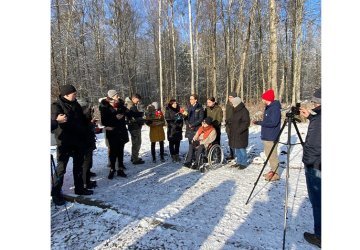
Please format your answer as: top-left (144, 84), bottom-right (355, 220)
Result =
top-left (51, 96), bottom-right (88, 149)
top-left (256, 100), bottom-right (281, 141)
top-left (99, 99), bottom-right (129, 145)
top-left (302, 106), bottom-right (321, 170)
top-left (229, 102), bottom-right (250, 149)
top-left (165, 104), bottom-right (183, 142)
top-left (125, 98), bottom-right (145, 131)
top-left (184, 102), bottom-right (204, 140)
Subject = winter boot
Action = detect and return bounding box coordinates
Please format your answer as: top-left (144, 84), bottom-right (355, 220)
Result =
top-left (52, 195), bottom-right (65, 206)
top-left (304, 232), bottom-right (321, 248)
top-left (264, 171), bottom-right (280, 181)
top-left (117, 169), bottom-right (127, 178)
top-left (85, 180), bottom-right (97, 189)
top-left (108, 169), bottom-right (115, 179)
top-left (160, 155), bottom-right (165, 162)
top-left (75, 188), bottom-right (94, 195)
top-left (171, 155), bottom-right (176, 162)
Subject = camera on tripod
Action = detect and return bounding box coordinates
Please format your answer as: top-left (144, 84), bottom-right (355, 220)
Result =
top-left (286, 103), bottom-right (301, 118)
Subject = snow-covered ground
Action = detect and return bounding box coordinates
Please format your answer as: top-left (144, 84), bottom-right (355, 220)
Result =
top-left (51, 123), bottom-right (318, 250)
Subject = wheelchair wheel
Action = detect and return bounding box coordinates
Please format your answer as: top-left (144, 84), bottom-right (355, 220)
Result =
top-left (208, 144), bottom-right (224, 170)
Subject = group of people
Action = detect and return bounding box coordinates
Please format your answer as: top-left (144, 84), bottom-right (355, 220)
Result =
top-left (51, 84), bottom-right (321, 248)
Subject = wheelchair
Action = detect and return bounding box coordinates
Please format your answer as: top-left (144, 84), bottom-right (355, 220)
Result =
top-left (197, 143), bottom-right (225, 172)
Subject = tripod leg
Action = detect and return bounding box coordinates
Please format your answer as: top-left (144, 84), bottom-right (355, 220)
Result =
top-left (292, 120), bottom-right (305, 146)
top-left (246, 119), bottom-right (288, 205)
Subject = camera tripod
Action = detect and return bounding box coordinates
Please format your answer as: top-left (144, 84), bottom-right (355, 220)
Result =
top-left (246, 112), bottom-right (304, 250)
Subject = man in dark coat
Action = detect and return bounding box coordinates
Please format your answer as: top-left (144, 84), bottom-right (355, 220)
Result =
top-left (300, 88), bottom-right (321, 248)
top-left (125, 93), bottom-right (145, 165)
top-left (229, 97), bottom-right (250, 169)
top-left (183, 94), bottom-right (204, 167)
top-left (253, 89), bottom-right (281, 181)
top-left (165, 99), bottom-right (184, 162)
top-left (51, 84), bottom-right (93, 205)
top-left (78, 98), bottom-right (97, 189)
top-left (225, 92), bottom-right (237, 160)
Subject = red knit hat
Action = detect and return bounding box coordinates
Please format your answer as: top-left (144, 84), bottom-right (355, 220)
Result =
top-left (261, 89), bottom-right (275, 102)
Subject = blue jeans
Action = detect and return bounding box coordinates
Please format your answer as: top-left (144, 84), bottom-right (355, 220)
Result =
top-left (235, 148), bottom-right (247, 166)
top-left (305, 165), bottom-right (321, 237)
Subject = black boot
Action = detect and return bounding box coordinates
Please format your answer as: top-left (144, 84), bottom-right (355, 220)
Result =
top-left (85, 180), bottom-right (97, 189)
top-left (304, 232), bottom-right (321, 248)
top-left (117, 169), bottom-right (127, 178)
top-left (160, 155), bottom-right (165, 162)
top-left (89, 171), bottom-right (97, 177)
top-left (75, 188), bottom-right (94, 195)
top-left (108, 169), bottom-right (115, 179)
top-left (52, 195), bottom-right (65, 206)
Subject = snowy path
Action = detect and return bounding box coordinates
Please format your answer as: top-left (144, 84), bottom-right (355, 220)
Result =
top-left (51, 124), bottom-right (317, 250)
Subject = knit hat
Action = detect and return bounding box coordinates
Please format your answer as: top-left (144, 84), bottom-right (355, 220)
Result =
top-left (107, 90), bottom-right (118, 99)
top-left (311, 88), bottom-right (321, 104)
top-left (229, 91), bottom-right (237, 98)
top-left (151, 102), bottom-right (159, 110)
top-left (261, 89), bottom-right (275, 102)
top-left (232, 97), bottom-right (242, 107)
top-left (60, 84), bottom-right (77, 96)
top-left (203, 117), bottom-right (213, 125)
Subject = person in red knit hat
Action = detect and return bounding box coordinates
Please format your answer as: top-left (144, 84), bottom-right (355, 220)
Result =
top-left (253, 89), bottom-right (281, 181)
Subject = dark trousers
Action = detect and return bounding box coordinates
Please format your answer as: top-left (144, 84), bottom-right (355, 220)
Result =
top-left (52, 145), bottom-right (85, 196)
top-left (82, 149), bottom-right (93, 185)
top-left (214, 126), bottom-right (221, 145)
top-left (108, 137), bottom-right (125, 170)
top-left (130, 129), bottom-right (142, 160)
top-left (194, 144), bottom-right (206, 165)
top-left (169, 140), bottom-right (181, 155)
top-left (151, 141), bottom-right (164, 160)
top-left (185, 140), bottom-right (195, 163)
top-left (305, 165), bottom-right (321, 237)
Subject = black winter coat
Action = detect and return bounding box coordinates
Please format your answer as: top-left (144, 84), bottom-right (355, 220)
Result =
top-left (165, 105), bottom-right (183, 142)
top-left (184, 102), bottom-right (204, 140)
top-left (225, 102), bottom-right (234, 134)
top-left (99, 99), bottom-right (129, 145)
top-left (302, 106), bottom-right (321, 170)
top-left (126, 101), bottom-right (145, 131)
top-left (51, 96), bottom-right (89, 149)
top-left (229, 102), bottom-right (250, 149)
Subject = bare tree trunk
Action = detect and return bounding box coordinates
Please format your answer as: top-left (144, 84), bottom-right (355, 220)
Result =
top-left (158, 0), bottom-right (164, 108)
top-left (269, 0), bottom-right (278, 97)
top-left (188, 0), bottom-right (195, 94)
top-left (170, 0), bottom-right (177, 98)
top-left (211, 1), bottom-right (217, 98)
top-left (236, 0), bottom-right (257, 100)
top-left (291, 0), bottom-right (304, 104)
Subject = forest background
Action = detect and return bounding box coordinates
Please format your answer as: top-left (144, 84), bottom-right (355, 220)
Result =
top-left (50, 0), bottom-right (321, 108)
top-left (1, 1), bottom-right (359, 249)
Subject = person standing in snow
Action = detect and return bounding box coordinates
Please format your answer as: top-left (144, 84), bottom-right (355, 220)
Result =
top-left (99, 90), bottom-right (128, 179)
top-left (205, 97), bottom-right (223, 145)
top-left (225, 92), bottom-right (237, 160)
top-left (299, 88), bottom-right (321, 248)
top-left (125, 93), bottom-right (145, 165)
top-left (183, 94), bottom-right (205, 168)
top-left (77, 98), bottom-right (97, 189)
top-left (51, 84), bottom-right (93, 205)
top-left (145, 102), bottom-right (166, 163)
top-left (165, 99), bottom-right (184, 162)
top-left (228, 97), bottom-right (250, 169)
top-left (253, 89), bottom-right (281, 181)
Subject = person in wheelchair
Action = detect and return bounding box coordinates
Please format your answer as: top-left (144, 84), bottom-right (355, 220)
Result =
top-left (190, 117), bottom-right (217, 170)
